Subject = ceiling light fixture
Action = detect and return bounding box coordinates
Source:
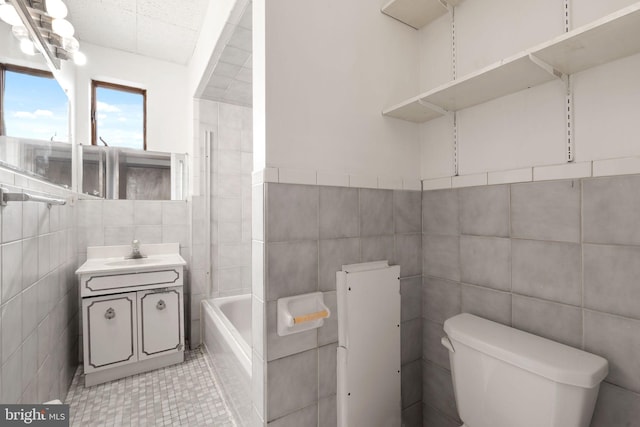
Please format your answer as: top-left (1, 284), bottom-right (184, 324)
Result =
top-left (19, 37), bottom-right (36, 55)
top-left (0, 0), bottom-right (85, 69)
top-left (51, 17), bottom-right (73, 37)
top-left (44, 0), bottom-right (66, 19)
top-left (0, 3), bottom-right (22, 26)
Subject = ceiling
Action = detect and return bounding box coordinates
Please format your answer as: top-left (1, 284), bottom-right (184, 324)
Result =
top-left (65, 0), bottom-right (209, 64)
top-left (64, 0), bottom-right (253, 106)
top-left (200, 5), bottom-right (252, 106)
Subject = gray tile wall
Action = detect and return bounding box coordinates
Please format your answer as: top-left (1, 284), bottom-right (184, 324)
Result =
top-left (260, 183), bottom-right (422, 426)
top-left (422, 175), bottom-right (640, 427)
top-left (0, 170), bottom-right (79, 403)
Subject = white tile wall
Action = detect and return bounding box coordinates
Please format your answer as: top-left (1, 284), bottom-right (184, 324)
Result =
top-left (488, 167), bottom-right (533, 185)
top-left (533, 162), bottom-right (592, 181)
top-left (0, 168), bottom-right (79, 404)
top-left (197, 100), bottom-right (253, 302)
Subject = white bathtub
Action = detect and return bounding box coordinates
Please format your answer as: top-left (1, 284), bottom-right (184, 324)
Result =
top-left (202, 294), bottom-right (252, 425)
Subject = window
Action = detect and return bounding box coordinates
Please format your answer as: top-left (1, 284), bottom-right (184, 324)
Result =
top-left (91, 80), bottom-right (146, 150)
top-left (0, 63), bottom-right (69, 142)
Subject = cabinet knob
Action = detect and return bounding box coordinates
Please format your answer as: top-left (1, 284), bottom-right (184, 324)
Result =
top-left (156, 300), bottom-right (166, 310)
top-left (104, 307), bottom-right (116, 320)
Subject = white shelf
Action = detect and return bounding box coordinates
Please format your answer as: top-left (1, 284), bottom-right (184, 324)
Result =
top-left (383, 53), bottom-right (558, 123)
top-left (532, 2), bottom-right (640, 75)
top-left (382, 95), bottom-right (445, 122)
top-left (384, 2), bottom-right (640, 123)
top-left (425, 53), bottom-right (559, 112)
top-left (381, 0), bottom-right (459, 29)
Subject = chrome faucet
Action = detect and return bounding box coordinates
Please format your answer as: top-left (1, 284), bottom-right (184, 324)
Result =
top-left (128, 240), bottom-right (146, 259)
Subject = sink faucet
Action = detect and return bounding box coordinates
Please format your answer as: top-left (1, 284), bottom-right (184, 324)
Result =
top-left (128, 240), bottom-right (146, 259)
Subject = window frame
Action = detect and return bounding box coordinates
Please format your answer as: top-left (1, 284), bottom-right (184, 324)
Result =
top-left (91, 79), bottom-right (147, 151)
top-left (0, 63), bottom-right (57, 138)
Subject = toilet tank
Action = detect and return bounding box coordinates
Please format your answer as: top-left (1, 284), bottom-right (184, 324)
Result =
top-left (442, 314), bottom-right (608, 427)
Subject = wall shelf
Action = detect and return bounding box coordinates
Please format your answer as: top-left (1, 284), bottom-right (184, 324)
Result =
top-left (381, 0), bottom-right (459, 29)
top-left (533, 2), bottom-right (640, 75)
top-left (383, 2), bottom-right (640, 123)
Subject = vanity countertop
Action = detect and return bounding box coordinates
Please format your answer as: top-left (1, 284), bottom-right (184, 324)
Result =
top-left (75, 242), bottom-right (186, 275)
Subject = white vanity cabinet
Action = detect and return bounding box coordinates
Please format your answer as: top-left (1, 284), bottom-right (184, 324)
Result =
top-left (76, 243), bottom-right (186, 386)
top-left (82, 293), bottom-right (138, 372)
top-left (137, 288), bottom-right (184, 361)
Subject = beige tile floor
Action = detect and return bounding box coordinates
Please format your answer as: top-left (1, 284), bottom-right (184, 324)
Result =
top-left (65, 349), bottom-right (236, 427)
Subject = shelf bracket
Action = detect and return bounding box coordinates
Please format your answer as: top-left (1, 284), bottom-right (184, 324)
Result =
top-left (453, 112), bottom-right (458, 176)
top-left (439, 0), bottom-right (453, 12)
top-left (565, 75), bottom-right (574, 162)
top-left (418, 99), bottom-right (451, 117)
top-left (528, 54), bottom-right (566, 82)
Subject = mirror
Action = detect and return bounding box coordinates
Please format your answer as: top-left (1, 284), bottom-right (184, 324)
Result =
top-left (81, 146), bottom-right (187, 200)
top-left (0, 3), bottom-right (189, 200)
top-left (0, 20), bottom-right (73, 187)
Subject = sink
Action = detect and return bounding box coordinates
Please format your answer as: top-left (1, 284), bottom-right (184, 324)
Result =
top-left (105, 258), bottom-right (159, 267)
top-left (76, 246), bottom-right (186, 277)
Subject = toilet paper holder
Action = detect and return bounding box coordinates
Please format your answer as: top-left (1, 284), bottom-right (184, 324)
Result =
top-left (277, 292), bottom-right (331, 336)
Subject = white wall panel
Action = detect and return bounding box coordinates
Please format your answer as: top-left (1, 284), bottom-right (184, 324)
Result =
top-left (418, 12), bottom-right (453, 91)
top-left (420, 115), bottom-right (454, 179)
top-left (456, 80), bottom-right (566, 175)
top-left (573, 52), bottom-right (640, 162)
top-left (455, 0), bottom-right (564, 77)
top-left (263, 0), bottom-right (420, 180)
top-left (572, 0), bottom-right (640, 28)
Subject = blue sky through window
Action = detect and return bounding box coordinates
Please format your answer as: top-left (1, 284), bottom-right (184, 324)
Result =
top-left (95, 86), bottom-right (144, 150)
top-left (4, 70), bottom-right (69, 142)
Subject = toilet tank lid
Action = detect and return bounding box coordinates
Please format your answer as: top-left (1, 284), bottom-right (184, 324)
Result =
top-left (444, 313), bottom-right (608, 388)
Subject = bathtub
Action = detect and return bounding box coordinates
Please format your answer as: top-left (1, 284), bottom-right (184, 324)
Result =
top-left (202, 294), bottom-right (252, 425)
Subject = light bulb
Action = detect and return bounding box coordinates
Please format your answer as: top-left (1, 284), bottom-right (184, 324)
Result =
top-left (45, 0), bottom-right (67, 19)
top-left (11, 25), bottom-right (29, 41)
top-left (73, 51), bottom-right (86, 66)
top-left (62, 36), bottom-right (79, 52)
top-left (52, 18), bottom-right (74, 38)
top-left (0, 4), bottom-right (23, 26)
top-left (20, 39), bottom-right (36, 56)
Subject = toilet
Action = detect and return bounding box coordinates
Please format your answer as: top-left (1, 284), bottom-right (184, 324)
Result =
top-left (441, 313), bottom-right (608, 427)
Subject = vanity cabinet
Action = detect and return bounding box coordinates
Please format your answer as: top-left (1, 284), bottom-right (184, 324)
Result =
top-left (81, 285), bottom-right (184, 385)
top-left (76, 243), bottom-right (187, 386)
top-left (137, 288), bottom-right (183, 361)
top-left (83, 293), bottom-right (138, 371)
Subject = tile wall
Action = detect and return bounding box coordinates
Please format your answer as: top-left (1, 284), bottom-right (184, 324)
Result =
top-left (210, 102), bottom-right (253, 299)
top-left (422, 176), bottom-right (640, 427)
top-left (75, 199), bottom-right (192, 347)
top-left (253, 183), bottom-right (422, 426)
top-left (191, 99), bottom-right (252, 347)
top-left (193, 99), bottom-right (252, 294)
top-left (0, 167), bottom-right (79, 403)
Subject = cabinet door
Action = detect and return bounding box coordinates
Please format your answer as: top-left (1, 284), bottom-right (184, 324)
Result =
top-left (137, 288), bottom-right (183, 360)
top-left (83, 294), bottom-right (137, 373)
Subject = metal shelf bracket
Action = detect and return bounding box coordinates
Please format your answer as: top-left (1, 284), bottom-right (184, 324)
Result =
top-left (565, 76), bottom-right (574, 162)
top-left (418, 99), bottom-right (451, 117)
top-left (528, 54), bottom-right (567, 82)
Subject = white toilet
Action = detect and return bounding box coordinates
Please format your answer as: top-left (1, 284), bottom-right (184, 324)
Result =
top-left (441, 313), bottom-right (608, 427)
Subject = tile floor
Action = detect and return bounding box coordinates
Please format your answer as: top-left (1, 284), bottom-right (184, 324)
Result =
top-left (65, 349), bottom-right (236, 426)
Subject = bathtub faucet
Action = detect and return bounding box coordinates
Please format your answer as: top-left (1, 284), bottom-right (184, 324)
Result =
top-left (128, 240), bottom-right (146, 259)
